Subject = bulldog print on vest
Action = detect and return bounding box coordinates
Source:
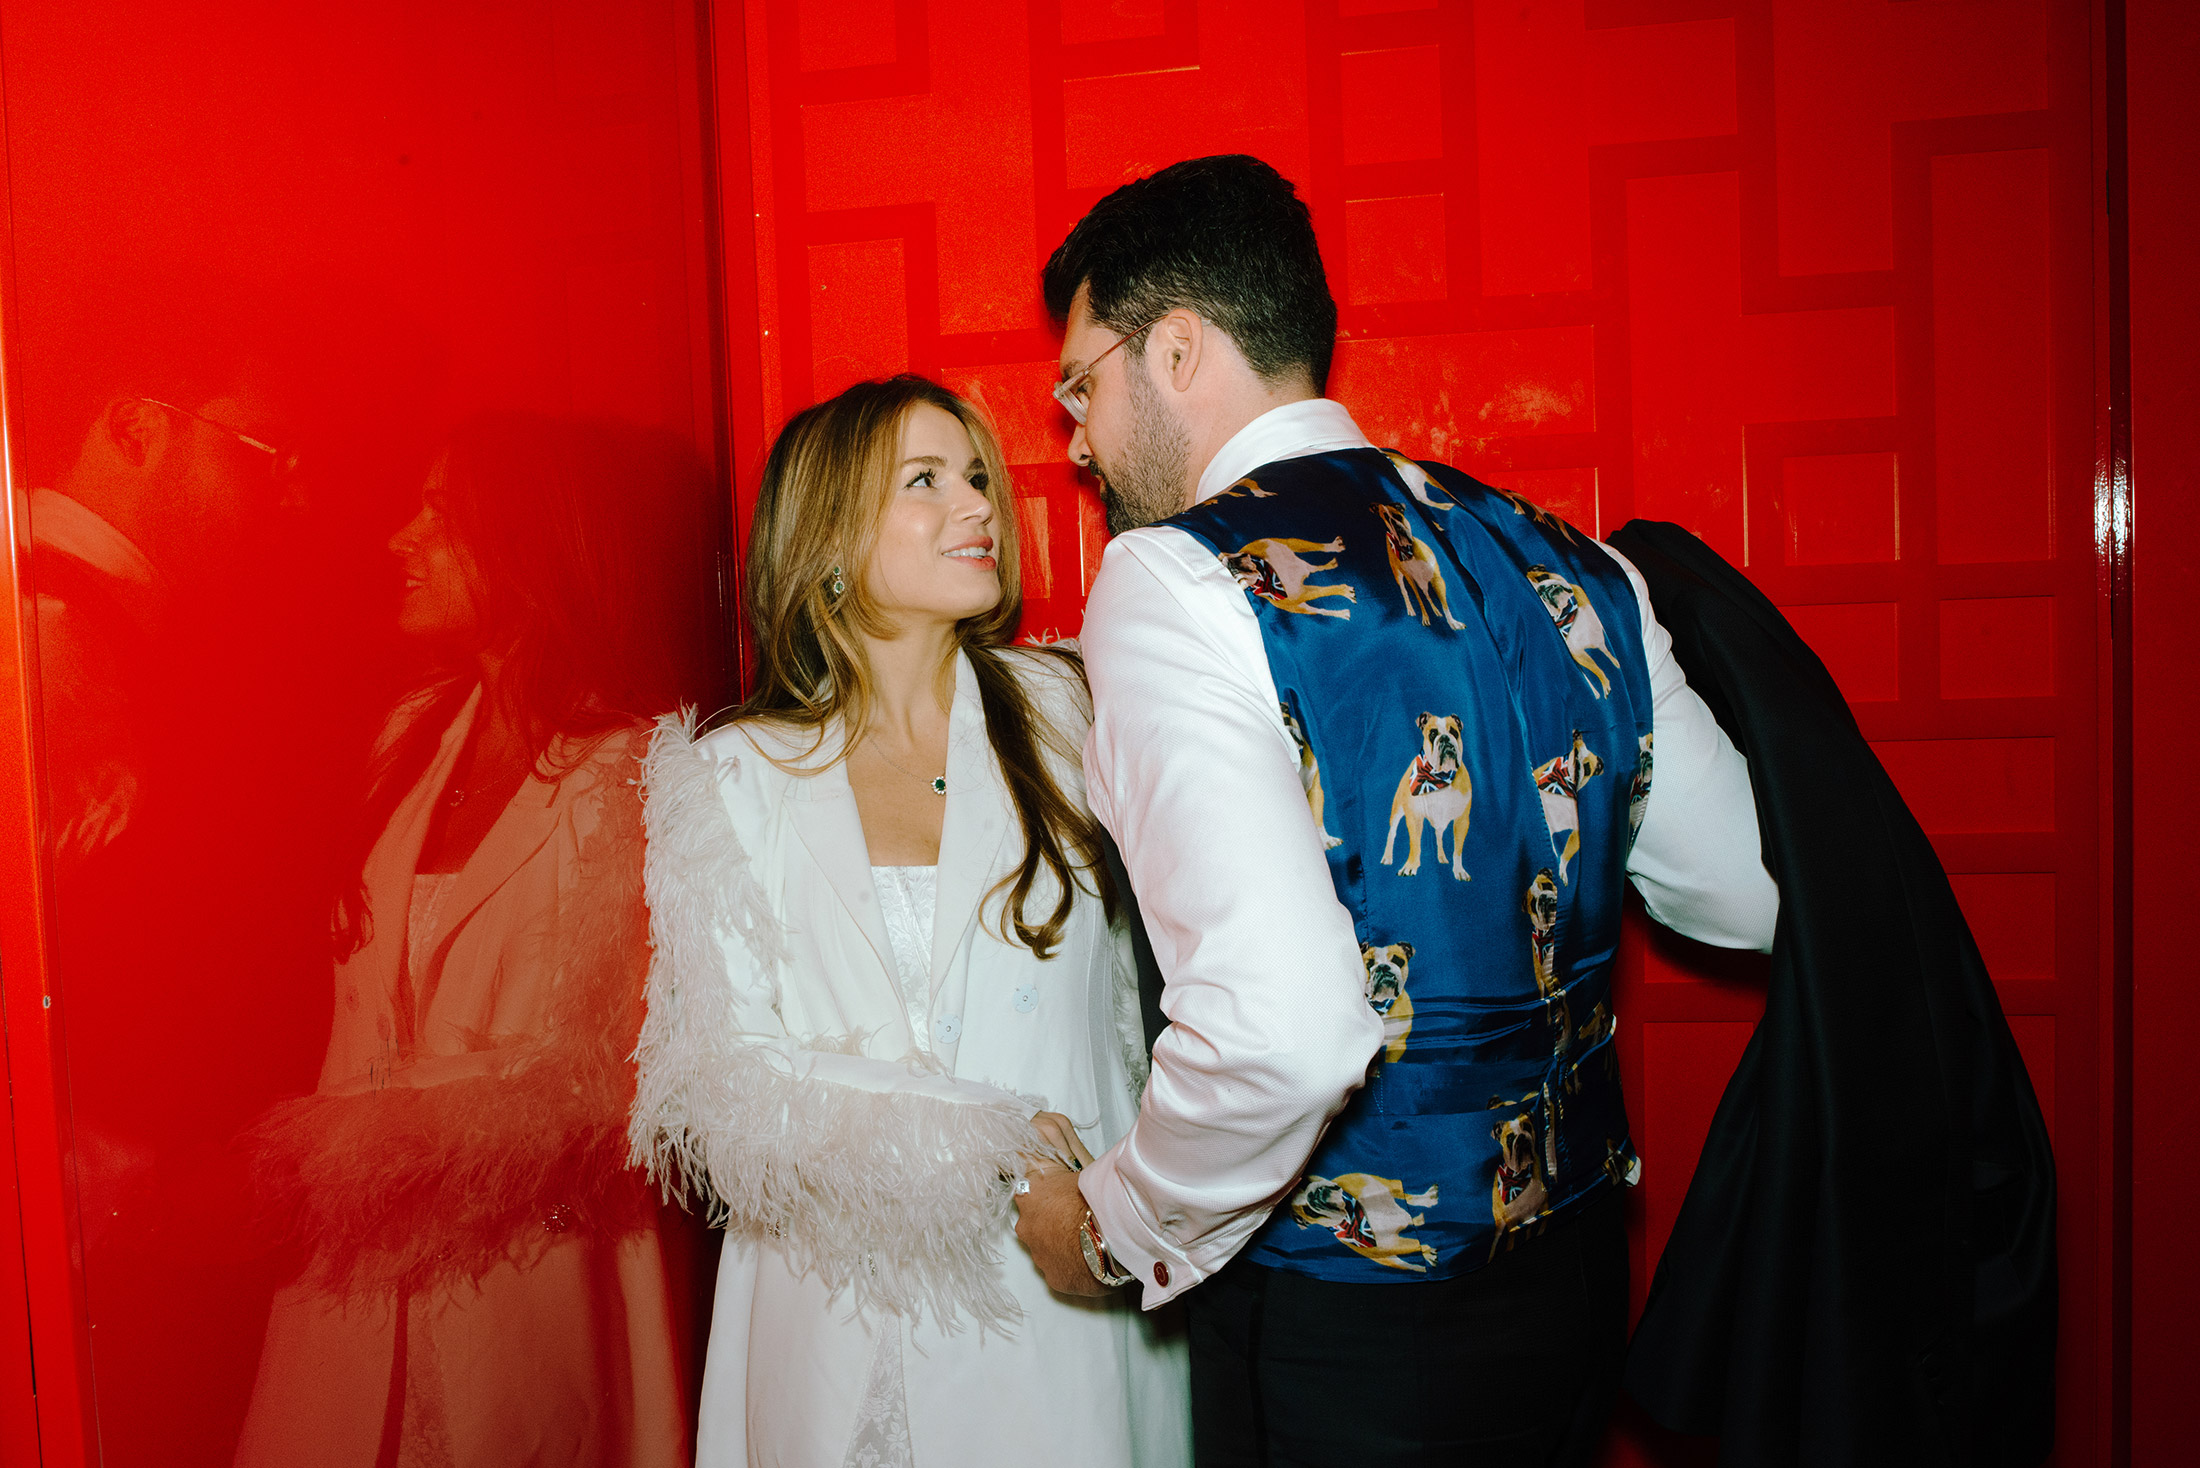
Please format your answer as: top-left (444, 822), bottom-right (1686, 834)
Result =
top-left (1164, 447), bottom-right (1652, 1282)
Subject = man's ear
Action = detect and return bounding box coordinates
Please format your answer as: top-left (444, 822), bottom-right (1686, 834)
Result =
top-left (102, 398), bottom-right (172, 470)
top-left (1151, 308), bottom-right (1204, 393)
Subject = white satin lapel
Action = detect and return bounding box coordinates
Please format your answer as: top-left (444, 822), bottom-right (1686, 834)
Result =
top-left (783, 728), bottom-right (898, 987)
top-left (930, 653), bottom-right (1012, 990)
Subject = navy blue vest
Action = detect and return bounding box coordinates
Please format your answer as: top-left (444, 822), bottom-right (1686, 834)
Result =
top-left (1164, 448), bottom-right (1655, 1282)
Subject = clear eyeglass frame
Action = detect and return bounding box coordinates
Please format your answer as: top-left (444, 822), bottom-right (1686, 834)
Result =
top-left (137, 396), bottom-right (301, 484)
top-left (1051, 316), bottom-right (1163, 425)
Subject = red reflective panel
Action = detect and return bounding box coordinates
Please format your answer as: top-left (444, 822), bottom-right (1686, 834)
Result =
top-left (5, 2), bottom-right (729, 1461)
top-left (1933, 148), bottom-right (2054, 564)
top-left (1780, 452), bottom-right (1900, 565)
top-left (1637, 1020), bottom-right (1755, 1268)
top-left (1344, 194), bottom-right (1448, 307)
top-left (1782, 602), bottom-right (1901, 704)
top-left (1949, 872), bottom-right (2057, 984)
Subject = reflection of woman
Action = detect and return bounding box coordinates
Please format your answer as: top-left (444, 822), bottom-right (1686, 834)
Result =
top-left (631, 377), bottom-right (1191, 1466)
top-left (234, 416), bottom-right (716, 1468)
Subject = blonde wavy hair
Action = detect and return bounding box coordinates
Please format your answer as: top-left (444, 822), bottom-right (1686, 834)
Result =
top-left (735, 374), bottom-right (1112, 957)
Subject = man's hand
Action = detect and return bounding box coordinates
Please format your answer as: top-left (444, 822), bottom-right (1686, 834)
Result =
top-left (1012, 1166), bottom-right (1110, 1296)
top-left (1013, 1112), bottom-right (1110, 1296)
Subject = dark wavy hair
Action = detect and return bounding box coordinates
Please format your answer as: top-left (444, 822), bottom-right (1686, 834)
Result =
top-left (1041, 154), bottom-right (1338, 391)
top-left (333, 413), bottom-right (720, 954)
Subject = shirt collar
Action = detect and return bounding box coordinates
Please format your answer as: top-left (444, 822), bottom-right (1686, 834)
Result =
top-left (1193, 398), bottom-right (1373, 507)
top-left (29, 489), bottom-right (160, 591)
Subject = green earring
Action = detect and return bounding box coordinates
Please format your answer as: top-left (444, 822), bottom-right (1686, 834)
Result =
top-left (829, 564), bottom-right (845, 598)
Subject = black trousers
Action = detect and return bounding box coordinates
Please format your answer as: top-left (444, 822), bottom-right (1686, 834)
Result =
top-left (1185, 1190), bottom-right (1629, 1467)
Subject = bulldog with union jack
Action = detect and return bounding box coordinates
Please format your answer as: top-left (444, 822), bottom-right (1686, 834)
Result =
top-left (1532, 730), bottom-right (1606, 884)
top-left (1525, 868), bottom-right (1570, 1046)
top-left (1488, 1104), bottom-right (1553, 1260)
top-left (1526, 563), bottom-right (1623, 698)
top-left (1374, 502), bottom-right (1465, 630)
top-left (1219, 534), bottom-right (1356, 619)
top-left (1382, 712), bottom-right (1473, 880)
top-left (1287, 1172), bottom-right (1442, 1274)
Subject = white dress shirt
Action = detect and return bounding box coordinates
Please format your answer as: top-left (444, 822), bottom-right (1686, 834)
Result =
top-left (1076, 398), bottom-right (1780, 1307)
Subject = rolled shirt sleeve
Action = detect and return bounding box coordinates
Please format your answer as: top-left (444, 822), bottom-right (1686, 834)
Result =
top-left (1075, 528), bottom-right (1383, 1307)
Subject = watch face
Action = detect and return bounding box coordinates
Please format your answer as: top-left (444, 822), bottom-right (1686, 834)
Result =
top-left (1078, 1218), bottom-right (1129, 1286)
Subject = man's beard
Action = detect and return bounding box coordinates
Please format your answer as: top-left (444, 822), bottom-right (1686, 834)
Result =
top-left (1092, 362), bottom-right (1191, 536)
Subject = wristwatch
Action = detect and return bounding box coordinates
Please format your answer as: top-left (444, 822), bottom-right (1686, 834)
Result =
top-left (1078, 1205), bottom-right (1135, 1287)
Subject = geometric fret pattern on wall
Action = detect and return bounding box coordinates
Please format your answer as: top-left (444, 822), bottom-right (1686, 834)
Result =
top-left (723, 2), bottom-right (2102, 1460)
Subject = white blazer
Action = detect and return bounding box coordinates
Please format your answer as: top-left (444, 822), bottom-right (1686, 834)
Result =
top-left (631, 648), bottom-right (1188, 1468)
top-left (239, 690), bottom-right (691, 1468)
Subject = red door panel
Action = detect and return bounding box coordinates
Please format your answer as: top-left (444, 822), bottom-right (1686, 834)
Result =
top-left (0, 3), bottom-right (733, 1462)
top-left (729, 2), bottom-right (2107, 1462)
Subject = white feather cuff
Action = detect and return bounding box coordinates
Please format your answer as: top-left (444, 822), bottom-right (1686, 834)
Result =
top-left (629, 712), bottom-right (1039, 1331)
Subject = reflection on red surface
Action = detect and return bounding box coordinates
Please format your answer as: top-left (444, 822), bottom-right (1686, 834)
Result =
top-left (6, 2), bottom-right (728, 1462)
top-left (232, 417), bottom-right (712, 1466)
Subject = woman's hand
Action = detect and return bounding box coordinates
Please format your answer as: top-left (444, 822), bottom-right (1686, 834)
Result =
top-left (1028, 1111), bottom-right (1095, 1173)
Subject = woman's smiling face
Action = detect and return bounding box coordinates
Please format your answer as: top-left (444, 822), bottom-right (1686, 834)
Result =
top-left (860, 401), bottom-right (1002, 629)
top-left (388, 455), bottom-right (486, 646)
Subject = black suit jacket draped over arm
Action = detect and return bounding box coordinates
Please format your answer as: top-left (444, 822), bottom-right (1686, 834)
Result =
top-left (1608, 520), bottom-right (2056, 1468)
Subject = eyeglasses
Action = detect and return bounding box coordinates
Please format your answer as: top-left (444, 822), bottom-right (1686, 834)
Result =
top-left (137, 397), bottom-right (300, 485)
top-left (1052, 317), bottom-right (1163, 426)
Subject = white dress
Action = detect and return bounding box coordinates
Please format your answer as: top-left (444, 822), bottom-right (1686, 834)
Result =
top-left (629, 649), bottom-right (1191, 1468)
top-left (836, 865), bottom-right (939, 1468)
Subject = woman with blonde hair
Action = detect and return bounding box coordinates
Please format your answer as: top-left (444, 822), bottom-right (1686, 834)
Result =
top-left (630, 375), bottom-right (1190, 1466)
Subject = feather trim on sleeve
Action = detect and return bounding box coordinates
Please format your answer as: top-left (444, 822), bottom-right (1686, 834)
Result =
top-left (629, 711), bottom-right (1039, 1331)
top-left (245, 741), bottom-right (653, 1298)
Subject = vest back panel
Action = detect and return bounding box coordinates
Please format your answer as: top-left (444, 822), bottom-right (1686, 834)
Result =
top-left (1162, 448), bottom-right (1654, 1283)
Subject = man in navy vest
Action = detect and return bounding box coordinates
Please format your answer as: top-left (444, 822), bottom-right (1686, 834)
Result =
top-left (1011, 155), bottom-right (1778, 1465)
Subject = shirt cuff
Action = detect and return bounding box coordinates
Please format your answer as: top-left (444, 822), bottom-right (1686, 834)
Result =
top-left (1078, 1152), bottom-right (1199, 1308)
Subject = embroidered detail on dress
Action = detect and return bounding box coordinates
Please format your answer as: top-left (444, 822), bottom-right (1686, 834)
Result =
top-left (840, 1316), bottom-right (915, 1468)
top-left (872, 865), bottom-right (940, 1061)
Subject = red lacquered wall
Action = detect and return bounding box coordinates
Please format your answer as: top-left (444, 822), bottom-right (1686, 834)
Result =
top-left (0, 2), bottom-right (732, 1462)
top-left (2125, 0), bottom-right (2200, 1462)
top-left (0, 0), bottom-right (2164, 1463)
top-left (724, 0), bottom-right (2117, 1462)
